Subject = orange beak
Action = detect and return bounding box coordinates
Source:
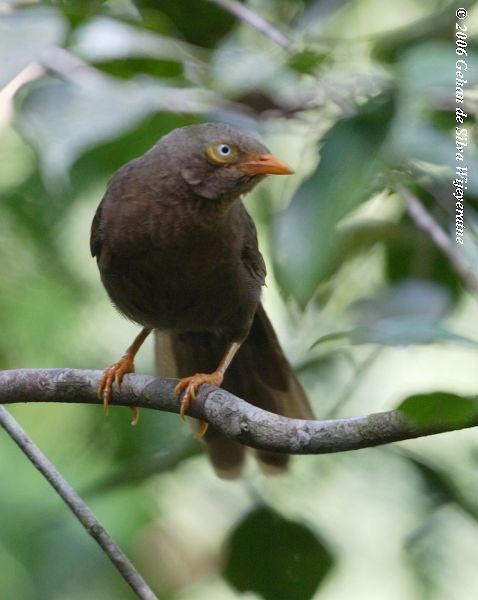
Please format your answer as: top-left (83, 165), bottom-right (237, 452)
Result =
top-left (236, 153), bottom-right (294, 175)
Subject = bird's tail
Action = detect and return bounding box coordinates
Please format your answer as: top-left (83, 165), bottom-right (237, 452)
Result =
top-left (155, 303), bottom-right (313, 478)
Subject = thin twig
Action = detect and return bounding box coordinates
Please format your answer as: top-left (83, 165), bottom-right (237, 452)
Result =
top-left (0, 63), bottom-right (44, 127)
top-left (398, 185), bottom-right (478, 295)
top-left (1, 368), bottom-right (477, 454)
top-left (205, 0), bottom-right (294, 50)
top-left (0, 405), bottom-right (159, 600)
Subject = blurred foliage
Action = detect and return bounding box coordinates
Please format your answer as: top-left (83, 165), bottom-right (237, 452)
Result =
top-left (274, 93), bottom-right (395, 303)
top-left (223, 506), bottom-right (335, 600)
top-left (1, 0), bottom-right (478, 599)
top-left (398, 392), bottom-right (478, 429)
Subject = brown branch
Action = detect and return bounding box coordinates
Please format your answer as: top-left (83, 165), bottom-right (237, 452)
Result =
top-left (1, 368), bottom-right (477, 454)
top-left (205, 0), bottom-right (294, 50)
top-left (0, 404), bottom-right (159, 600)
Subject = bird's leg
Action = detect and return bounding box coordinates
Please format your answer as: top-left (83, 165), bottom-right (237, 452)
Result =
top-left (175, 341), bottom-right (242, 435)
top-left (98, 327), bottom-right (152, 425)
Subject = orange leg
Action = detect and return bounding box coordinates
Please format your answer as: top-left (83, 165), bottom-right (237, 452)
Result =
top-left (175, 341), bottom-right (242, 436)
top-left (98, 327), bottom-right (151, 425)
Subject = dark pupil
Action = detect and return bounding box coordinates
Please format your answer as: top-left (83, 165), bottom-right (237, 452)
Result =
top-left (219, 145), bottom-right (230, 155)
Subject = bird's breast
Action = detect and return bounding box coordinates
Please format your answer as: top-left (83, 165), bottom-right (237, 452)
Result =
top-left (100, 230), bottom-right (259, 334)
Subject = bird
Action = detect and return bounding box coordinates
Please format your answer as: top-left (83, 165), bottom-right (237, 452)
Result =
top-left (90, 122), bottom-right (313, 477)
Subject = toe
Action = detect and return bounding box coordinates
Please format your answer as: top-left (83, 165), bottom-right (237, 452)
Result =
top-left (179, 390), bottom-right (191, 420)
top-left (98, 358), bottom-right (134, 417)
top-left (130, 406), bottom-right (140, 426)
top-left (195, 420), bottom-right (209, 438)
top-left (175, 372), bottom-right (223, 419)
top-left (174, 380), bottom-right (187, 396)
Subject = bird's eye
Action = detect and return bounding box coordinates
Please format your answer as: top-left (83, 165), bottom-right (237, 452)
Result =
top-left (206, 142), bottom-right (237, 164)
top-left (218, 144), bottom-right (231, 156)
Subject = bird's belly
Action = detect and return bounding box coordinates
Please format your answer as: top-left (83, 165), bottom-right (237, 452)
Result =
top-left (101, 253), bottom-right (256, 333)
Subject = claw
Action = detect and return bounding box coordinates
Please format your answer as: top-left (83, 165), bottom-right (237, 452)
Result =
top-left (174, 371), bottom-right (223, 420)
top-left (97, 327), bottom-right (150, 423)
top-left (130, 406), bottom-right (140, 426)
top-left (195, 420), bottom-right (209, 438)
top-left (97, 353), bottom-right (136, 418)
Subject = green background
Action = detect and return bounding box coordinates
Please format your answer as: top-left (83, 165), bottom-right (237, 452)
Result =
top-left (1, 1), bottom-right (478, 598)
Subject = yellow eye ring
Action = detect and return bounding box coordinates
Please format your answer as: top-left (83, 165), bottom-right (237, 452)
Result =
top-left (207, 143), bottom-right (237, 164)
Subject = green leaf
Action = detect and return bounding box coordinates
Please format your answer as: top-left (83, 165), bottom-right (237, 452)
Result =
top-left (288, 49), bottom-right (325, 74)
top-left (397, 392), bottom-right (478, 429)
top-left (311, 331), bottom-right (352, 348)
top-left (223, 506), bottom-right (334, 600)
top-left (137, 0), bottom-right (237, 48)
top-left (272, 93), bottom-right (394, 305)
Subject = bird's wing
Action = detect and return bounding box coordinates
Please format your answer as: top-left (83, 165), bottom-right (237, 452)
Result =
top-left (90, 199), bottom-right (104, 258)
top-left (239, 205), bottom-right (266, 285)
top-left (90, 162), bottom-right (158, 262)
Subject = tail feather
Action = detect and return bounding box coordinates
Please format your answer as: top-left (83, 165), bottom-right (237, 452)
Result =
top-left (155, 304), bottom-right (313, 478)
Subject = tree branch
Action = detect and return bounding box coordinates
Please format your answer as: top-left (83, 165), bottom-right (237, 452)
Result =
top-left (0, 404), bottom-right (159, 600)
top-left (205, 0), bottom-right (294, 50)
top-left (398, 185), bottom-right (478, 295)
top-left (1, 368), bottom-right (477, 454)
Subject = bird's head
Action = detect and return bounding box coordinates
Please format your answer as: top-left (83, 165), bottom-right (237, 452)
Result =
top-left (155, 123), bottom-right (294, 202)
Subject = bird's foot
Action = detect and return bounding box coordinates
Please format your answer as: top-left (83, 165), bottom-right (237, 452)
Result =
top-left (174, 371), bottom-right (223, 425)
top-left (98, 354), bottom-right (139, 425)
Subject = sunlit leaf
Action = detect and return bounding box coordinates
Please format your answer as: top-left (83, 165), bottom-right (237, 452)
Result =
top-left (312, 318), bottom-right (478, 349)
top-left (347, 279), bottom-right (468, 346)
top-left (223, 506), bottom-right (334, 600)
top-left (398, 42), bottom-right (478, 94)
top-left (72, 16), bottom-right (205, 63)
top-left (311, 331), bottom-right (351, 347)
top-left (211, 39), bottom-right (283, 94)
top-left (372, 4), bottom-right (456, 63)
top-left (389, 43), bottom-right (478, 192)
top-left (0, 6), bottom-right (67, 88)
top-left (350, 316), bottom-right (478, 347)
top-left (352, 279), bottom-right (451, 322)
top-left (312, 280), bottom-right (472, 348)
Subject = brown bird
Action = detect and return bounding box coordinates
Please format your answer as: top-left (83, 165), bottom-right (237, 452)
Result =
top-left (91, 123), bottom-right (313, 477)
